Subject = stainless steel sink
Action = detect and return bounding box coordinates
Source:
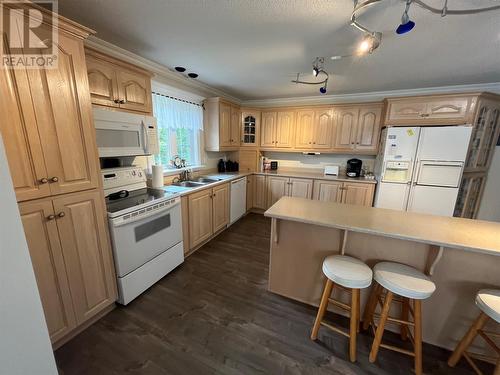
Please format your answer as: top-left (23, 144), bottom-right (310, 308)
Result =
top-left (172, 181), bottom-right (206, 188)
top-left (191, 177), bottom-right (220, 183)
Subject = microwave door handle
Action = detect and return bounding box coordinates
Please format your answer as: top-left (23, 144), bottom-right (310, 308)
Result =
top-left (142, 121), bottom-right (149, 154)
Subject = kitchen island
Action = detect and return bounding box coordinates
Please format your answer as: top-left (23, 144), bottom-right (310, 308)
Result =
top-left (264, 196), bottom-right (500, 353)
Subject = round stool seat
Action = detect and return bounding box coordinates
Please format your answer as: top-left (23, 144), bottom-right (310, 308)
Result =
top-left (475, 289), bottom-right (500, 323)
top-left (373, 262), bottom-right (435, 300)
top-left (322, 255), bottom-right (373, 289)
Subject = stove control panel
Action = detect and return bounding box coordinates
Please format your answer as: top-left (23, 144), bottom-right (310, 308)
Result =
top-left (102, 166), bottom-right (146, 192)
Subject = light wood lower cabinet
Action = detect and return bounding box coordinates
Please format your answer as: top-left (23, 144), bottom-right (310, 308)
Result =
top-left (212, 183), bottom-right (230, 233)
top-left (313, 180), bottom-right (375, 207)
top-left (246, 175), bottom-right (254, 211)
top-left (313, 180), bottom-right (343, 203)
top-left (187, 183), bottom-right (230, 250)
top-left (188, 189), bottom-right (214, 249)
top-left (19, 190), bottom-right (116, 343)
top-left (253, 175), bottom-right (268, 209)
top-left (267, 176), bottom-right (314, 207)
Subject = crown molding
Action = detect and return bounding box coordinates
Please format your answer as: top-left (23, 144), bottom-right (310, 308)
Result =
top-left (241, 82), bottom-right (500, 107)
top-left (84, 36), bottom-right (242, 104)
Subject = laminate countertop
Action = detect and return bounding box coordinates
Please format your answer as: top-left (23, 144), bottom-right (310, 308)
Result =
top-left (254, 170), bottom-right (377, 184)
top-left (264, 196), bottom-right (500, 257)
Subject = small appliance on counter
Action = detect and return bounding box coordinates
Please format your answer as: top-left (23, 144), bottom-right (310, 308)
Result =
top-left (324, 165), bottom-right (339, 176)
top-left (270, 161), bottom-right (278, 170)
top-left (217, 159), bottom-right (239, 172)
top-left (346, 158), bottom-right (362, 177)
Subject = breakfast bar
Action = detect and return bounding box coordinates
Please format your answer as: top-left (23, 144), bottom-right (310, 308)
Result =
top-left (264, 196), bottom-right (500, 354)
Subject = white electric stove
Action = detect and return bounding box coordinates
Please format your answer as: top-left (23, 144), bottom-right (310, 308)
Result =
top-left (102, 166), bottom-right (183, 305)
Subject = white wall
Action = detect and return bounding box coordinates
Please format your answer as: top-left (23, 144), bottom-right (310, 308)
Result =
top-left (0, 135), bottom-right (58, 375)
top-left (262, 151), bottom-right (376, 174)
top-left (478, 146), bottom-right (500, 222)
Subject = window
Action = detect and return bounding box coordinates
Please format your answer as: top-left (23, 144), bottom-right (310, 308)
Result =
top-left (152, 93), bottom-right (203, 169)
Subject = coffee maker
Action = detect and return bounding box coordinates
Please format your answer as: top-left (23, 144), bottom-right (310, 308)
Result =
top-left (346, 158), bottom-right (362, 177)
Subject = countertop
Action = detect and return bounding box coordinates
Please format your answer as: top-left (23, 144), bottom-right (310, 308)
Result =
top-left (161, 169), bottom-right (376, 196)
top-left (264, 196), bottom-right (500, 257)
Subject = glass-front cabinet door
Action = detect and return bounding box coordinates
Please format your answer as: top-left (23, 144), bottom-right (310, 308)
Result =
top-left (241, 110), bottom-right (260, 147)
top-left (454, 172), bottom-right (487, 219)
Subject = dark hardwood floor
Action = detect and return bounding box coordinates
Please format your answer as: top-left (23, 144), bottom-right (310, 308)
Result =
top-left (56, 213), bottom-right (485, 375)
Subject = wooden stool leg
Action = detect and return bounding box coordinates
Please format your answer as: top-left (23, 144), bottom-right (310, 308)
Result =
top-left (363, 283), bottom-right (381, 331)
top-left (349, 289), bottom-right (360, 362)
top-left (494, 357), bottom-right (500, 375)
top-left (311, 279), bottom-right (334, 340)
top-left (356, 289), bottom-right (361, 334)
top-left (401, 297), bottom-right (410, 341)
top-left (448, 312), bottom-right (489, 367)
top-left (369, 290), bottom-right (393, 363)
top-left (414, 299), bottom-right (423, 375)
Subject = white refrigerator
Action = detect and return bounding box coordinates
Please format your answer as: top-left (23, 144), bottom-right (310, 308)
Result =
top-left (374, 126), bottom-right (472, 216)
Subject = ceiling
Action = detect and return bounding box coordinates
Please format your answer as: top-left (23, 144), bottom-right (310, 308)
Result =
top-left (57, 0), bottom-right (500, 100)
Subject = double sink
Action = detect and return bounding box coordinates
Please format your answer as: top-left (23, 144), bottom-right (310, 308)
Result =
top-left (171, 176), bottom-right (222, 188)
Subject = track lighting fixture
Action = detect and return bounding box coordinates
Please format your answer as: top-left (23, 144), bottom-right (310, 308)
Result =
top-left (357, 32), bottom-right (381, 55)
top-left (396, 0), bottom-right (415, 34)
top-left (291, 57), bottom-right (329, 95)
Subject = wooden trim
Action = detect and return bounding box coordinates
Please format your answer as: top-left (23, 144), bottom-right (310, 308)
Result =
top-left (85, 48), bottom-right (153, 77)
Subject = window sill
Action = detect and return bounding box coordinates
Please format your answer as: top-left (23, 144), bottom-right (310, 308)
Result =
top-left (147, 165), bottom-right (206, 178)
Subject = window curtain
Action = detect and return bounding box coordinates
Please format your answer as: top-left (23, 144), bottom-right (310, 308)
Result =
top-left (152, 93), bottom-right (203, 168)
top-left (153, 94), bottom-right (203, 130)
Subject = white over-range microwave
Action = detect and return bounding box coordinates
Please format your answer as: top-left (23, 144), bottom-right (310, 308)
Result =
top-left (93, 106), bottom-right (159, 157)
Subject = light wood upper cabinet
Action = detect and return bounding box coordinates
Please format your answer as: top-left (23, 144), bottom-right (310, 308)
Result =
top-left (219, 102), bottom-right (232, 147)
top-left (188, 188), bottom-right (213, 249)
top-left (288, 178), bottom-right (313, 199)
top-left (355, 106), bottom-right (382, 152)
top-left (384, 95), bottom-right (474, 125)
top-left (342, 182), bottom-right (375, 207)
top-left (333, 104), bottom-right (382, 154)
top-left (0, 50), bottom-right (51, 202)
top-left (213, 183), bottom-right (230, 233)
top-left (230, 106), bottom-right (241, 146)
top-left (334, 107), bottom-right (359, 151)
top-left (253, 175), bottom-right (268, 209)
top-left (313, 109), bottom-right (334, 149)
top-left (1, 28), bottom-right (99, 201)
top-left (260, 111), bottom-right (277, 147)
top-left (85, 54), bottom-right (119, 108)
top-left (313, 180), bottom-right (343, 203)
top-left (116, 69), bottom-right (152, 113)
top-left (295, 110), bottom-right (315, 149)
top-left (260, 111), bottom-right (294, 148)
top-left (19, 200), bottom-right (77, 342)
top-left (53, 190), bottom-right (117, 325)
top-left (85, 49), bottom-right (153, 114)
top-left (204, 98), bottom-right (240, 151)
top-left (276, 111), bottom-right (295, 148)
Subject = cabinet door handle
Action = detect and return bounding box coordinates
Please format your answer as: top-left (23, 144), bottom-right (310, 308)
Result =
top-left (313, 142), bottom-right (316, 144)
top-left (114, 99), bottom-right (120, 104)
top-left (57, 212), bottom-right (65, 218)
top-left (46, 214), bottom-right (55, 221)
top-left (420, 113), bottom-right (430, 117)
top-left (119, 99), bottom-right (126, 104)
top-left (39, 178), bottom-right (48, 184)
top-left (50, 176), bottom-right (59, 182)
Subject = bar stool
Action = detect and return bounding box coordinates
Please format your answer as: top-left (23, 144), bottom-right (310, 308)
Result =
top-left (311, 255), bottom-right (373, 362)
top-left (448, 289), bottom-right (500, 375)
top-left (362, 262), bottom-right (436, 375)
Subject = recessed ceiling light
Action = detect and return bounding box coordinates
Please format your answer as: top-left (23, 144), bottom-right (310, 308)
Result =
top-left (174, 66), bottom-right (186, 72)
top-left (187, 73), bottom-right (198, 79)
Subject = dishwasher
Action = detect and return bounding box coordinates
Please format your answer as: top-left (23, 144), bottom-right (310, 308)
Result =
top-left (230, 177), bottom-right (247, 225)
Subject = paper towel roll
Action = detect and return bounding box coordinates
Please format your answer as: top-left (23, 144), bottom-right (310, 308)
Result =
top-left (152, 165), bottom-right (164, 188)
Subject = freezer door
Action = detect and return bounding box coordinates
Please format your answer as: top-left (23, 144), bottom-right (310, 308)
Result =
top-left (415, 161), bottom-right (464, 187)
top-left (416, 126), bottom-right (472, 162)
top-left (374, 182), bottom-right (411, 211)
top-left (407, 185), bottom-right (459, 216)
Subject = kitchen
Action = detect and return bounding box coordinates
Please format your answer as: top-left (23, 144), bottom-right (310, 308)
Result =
top-left (1, 1), bottom-right (500, 375)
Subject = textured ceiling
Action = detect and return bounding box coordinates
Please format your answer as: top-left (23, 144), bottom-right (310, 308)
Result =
top-left (57, 0), bottom-right (500, 100)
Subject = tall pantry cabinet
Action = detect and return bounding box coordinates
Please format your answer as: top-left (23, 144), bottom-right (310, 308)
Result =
top-left (0, 4), bottom-right (117, 347)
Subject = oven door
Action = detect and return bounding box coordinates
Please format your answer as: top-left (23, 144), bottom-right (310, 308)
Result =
top-left (108, 201), bottom-right (182, 277)
top-left (95, 121), bottom-right (147, 157)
